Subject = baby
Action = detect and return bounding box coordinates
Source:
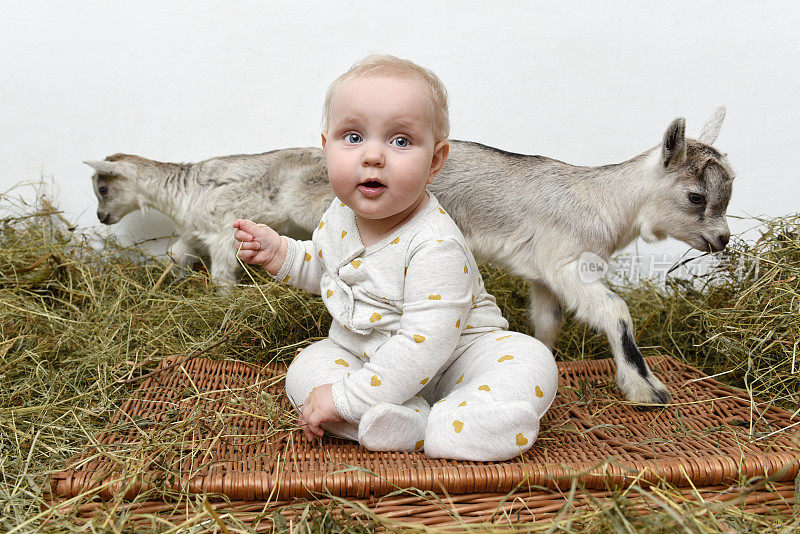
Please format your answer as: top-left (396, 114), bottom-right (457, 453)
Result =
top-left (233, 54), bottom-right (558, 461)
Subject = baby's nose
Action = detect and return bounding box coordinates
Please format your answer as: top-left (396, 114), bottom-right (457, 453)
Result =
top-left (361, 142), bottom-right (385, 167)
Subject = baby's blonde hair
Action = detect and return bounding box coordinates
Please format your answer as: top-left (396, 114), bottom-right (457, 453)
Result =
top-left (323, 54), bottom-right (450, 141)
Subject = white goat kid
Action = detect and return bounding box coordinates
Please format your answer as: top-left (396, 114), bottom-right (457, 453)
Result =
top-left (86, 150), bottom-right (332, 288)
top-left (86, 106), bottom-right (733, 406)
top-left (432, 107), bottom-right (732, 406)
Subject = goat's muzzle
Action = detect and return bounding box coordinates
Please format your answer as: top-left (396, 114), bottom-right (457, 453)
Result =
top-left (702, 233), bottom-right (730, 252)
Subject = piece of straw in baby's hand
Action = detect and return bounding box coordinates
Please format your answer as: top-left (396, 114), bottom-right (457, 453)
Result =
top-left (234, 225), bottom-right (276, 312)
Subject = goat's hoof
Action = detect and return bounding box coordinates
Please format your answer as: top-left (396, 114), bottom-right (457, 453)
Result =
top-left (619, 375), bottom-right (671, 410)
top-left (631, 384), bottom-right (671, 411)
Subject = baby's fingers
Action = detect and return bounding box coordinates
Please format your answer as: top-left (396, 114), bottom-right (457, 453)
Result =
top-left (233, 229), bottom-right (253, 242)
top-left (306, 412), bottom-right (325, 438)
top-left (235, 219), bottom-right (270, 234)
top-left (236, 241), bottom-right (261, 251)
top-left (297, 412), bottom-right (313, 441)
top-left (300, 415), bottom-right (319, 441)
top-left (236, 249), bottom-right (258, 262)
top-left (233, 219), bottom-right (254, 230)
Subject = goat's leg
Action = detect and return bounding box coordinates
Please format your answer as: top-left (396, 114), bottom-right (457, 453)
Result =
top-left (167, 236), bottom-right (201, 276)
top-left (545, 261), bottom-right (670, 405)
top-left (529, 280), bottom-right (564, 350)
top-left (209, 234), bottom-right (241, 292)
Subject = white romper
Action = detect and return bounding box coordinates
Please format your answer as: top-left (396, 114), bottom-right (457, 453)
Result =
top-left (278, 193), bottom-right (558, 461)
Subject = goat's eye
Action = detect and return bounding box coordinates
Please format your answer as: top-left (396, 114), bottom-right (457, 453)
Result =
top-left (688, 193), bottom-right (705, 205)
top-left (98, 186), bottom-right (108, 196)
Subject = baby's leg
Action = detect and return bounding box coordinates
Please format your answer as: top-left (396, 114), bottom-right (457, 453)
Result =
top-left (284, 339), bottom-right (430, 449)
top-left (424, 331), bottom-right (558, 461)
top-left (284, 339), bottom-right (362, 441)
top-left (358, 394), bottom-right (430, 452)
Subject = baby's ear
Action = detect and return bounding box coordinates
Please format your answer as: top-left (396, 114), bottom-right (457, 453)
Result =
top-left (428, 140), bottom-right (450, 182)
top-left (321, 131), bottom-right (328, 151)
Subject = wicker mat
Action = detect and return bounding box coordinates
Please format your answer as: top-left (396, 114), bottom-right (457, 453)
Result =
top-left (56, 482), bottom-right (798, 528)
top-left (47, 353), bottom-right (799, 524)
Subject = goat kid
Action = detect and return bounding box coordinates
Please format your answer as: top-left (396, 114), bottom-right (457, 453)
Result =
top-left (86, 106), bottom-right (733, 406)
top-left (87, 149), bottom-right (333, 285)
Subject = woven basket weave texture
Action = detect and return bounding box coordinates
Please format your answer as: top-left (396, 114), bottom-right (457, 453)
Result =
top-left (49, 354), bottom-right (800, 502)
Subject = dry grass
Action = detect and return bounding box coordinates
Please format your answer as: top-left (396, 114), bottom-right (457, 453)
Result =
top-left (1, 184), bottom-right (798, 532)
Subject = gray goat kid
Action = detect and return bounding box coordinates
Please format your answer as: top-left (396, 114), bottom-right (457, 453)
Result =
top-left (86, 106), bottom-right (733, 406)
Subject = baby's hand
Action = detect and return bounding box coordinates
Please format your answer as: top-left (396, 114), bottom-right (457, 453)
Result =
top-left (298, 383), bottom-right (344, 441)
top-left (233, 219), bottom-right (287, 274)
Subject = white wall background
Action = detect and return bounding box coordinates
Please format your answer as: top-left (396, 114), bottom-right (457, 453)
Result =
top-left (2, 1), bottom-right (798, 277)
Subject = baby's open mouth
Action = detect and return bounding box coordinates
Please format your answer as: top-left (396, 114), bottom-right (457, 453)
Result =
top-left (357, 180), bottom-right (386, 198)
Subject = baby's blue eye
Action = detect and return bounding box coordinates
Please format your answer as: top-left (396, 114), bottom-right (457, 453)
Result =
top-left (392, 137), bottom-right (410, 148)
top-left (345, 133), bottom-right (362, 144)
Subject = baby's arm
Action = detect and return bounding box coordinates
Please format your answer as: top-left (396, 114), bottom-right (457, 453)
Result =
top-left (233, 219), bottom-right (324, 294)
top-left (331, 239), bottom-right (473, 424)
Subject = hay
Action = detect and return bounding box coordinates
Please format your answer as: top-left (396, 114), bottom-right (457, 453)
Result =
top-left (1, 184), bottom-right (798, 532)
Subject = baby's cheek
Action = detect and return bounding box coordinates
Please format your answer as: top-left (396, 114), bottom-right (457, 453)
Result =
top-left (327, 161), bottom-right (350, 189)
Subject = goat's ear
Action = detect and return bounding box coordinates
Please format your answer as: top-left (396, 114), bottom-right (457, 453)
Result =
top-left (661, 117), bottom-right (686, 168)
top-left (83, 160), bottom-right (137, 179)
top-left (696, 105), bottom-right (726, 145)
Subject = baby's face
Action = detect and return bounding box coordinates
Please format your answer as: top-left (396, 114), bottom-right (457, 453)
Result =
top-left (322, 76), bottom-right (445, 224)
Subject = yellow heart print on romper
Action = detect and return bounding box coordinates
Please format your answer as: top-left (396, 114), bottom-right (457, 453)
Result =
top-left (498, 355), bottom-right (514, 362)
top-left (535, 385), bottom-right (544, 398)
top-left (516, 433), bottom-right (528, 446)
top-left (452, 420), bottom-right (464, 433)
top-left (371, 375), bottom-right (381, 386)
